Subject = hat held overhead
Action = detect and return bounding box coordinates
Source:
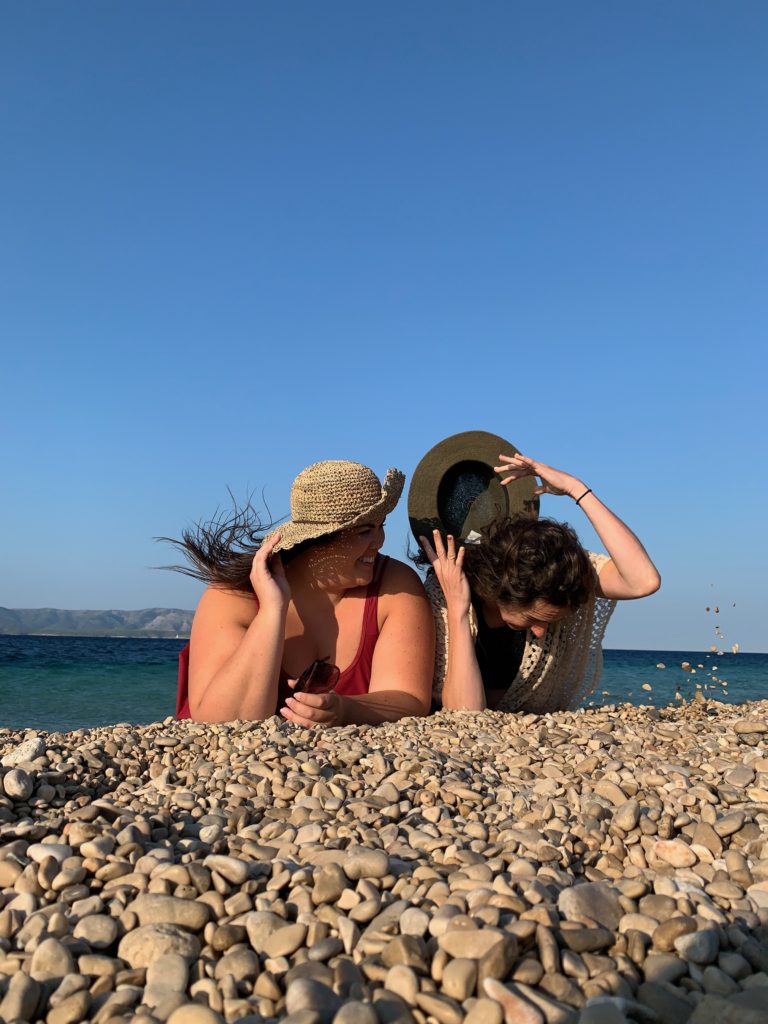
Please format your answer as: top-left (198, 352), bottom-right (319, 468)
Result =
top-left (408, 430), bottom-right (539, 545)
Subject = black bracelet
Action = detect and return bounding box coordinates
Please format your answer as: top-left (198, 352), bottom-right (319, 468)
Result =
top-left (575, 488), bottom-right (592, 506)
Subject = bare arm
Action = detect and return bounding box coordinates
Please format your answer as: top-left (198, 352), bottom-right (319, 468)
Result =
top-left (496, 454), bottom-right (661, 600)
top-left (420, 531), bottom-right (487, 711)
top-left (281, 560), bottom-right (435, 726)
top-left (187, 534), bottom-right (290, 722)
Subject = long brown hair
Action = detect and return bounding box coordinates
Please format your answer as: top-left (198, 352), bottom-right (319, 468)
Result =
top-left (159, 499), bottom-right (334, 593)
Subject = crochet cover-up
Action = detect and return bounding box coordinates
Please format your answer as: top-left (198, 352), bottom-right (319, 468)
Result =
top-left (426, 552), bottom-right (617, 714)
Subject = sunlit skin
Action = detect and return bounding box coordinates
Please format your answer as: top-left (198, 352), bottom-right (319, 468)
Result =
top-left (187, 514), bottom-right (435, 724)
top-left (420, 449), bottom-right (660, 711)
top-left (482, 598), bottom-right (572, 638)
top-left (296, 519), bottom-right (386, 597)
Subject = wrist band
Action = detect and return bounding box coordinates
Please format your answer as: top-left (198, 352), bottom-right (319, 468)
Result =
top-left (575, 488), bottom-right (592, 506)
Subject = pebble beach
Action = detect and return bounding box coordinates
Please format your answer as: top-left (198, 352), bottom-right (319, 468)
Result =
top-left (1, 700), bottom-right (768, 1024)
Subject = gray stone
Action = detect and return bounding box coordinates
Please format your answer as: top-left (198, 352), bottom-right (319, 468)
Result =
top-left (465, 998), bottom-right (504, 1024)
top-left (263, 922), bottom-right (308, 958)
top-left (146, 952), bottom-right (190, 992)
top-left (614, 799), bottom-right (641, 831)
top-left (47, 989), bottom-right (92, 1024)
top-left (245, 910), bottom-right (286, 952)
top-left (118, 923), bottom-right (202, 968)
top-left (213, 946), bottom-right (259, 982)
top-left (577, 1003), bottom-right (629, 1024)
top-left (203, 854), bottom-right (250, 885)
top-left (73, 913), bottom-right (119, 949)
top-left (701, 966), bottom-right (739, 996)
top-left (285, 978), bottom-right (341, 1024)
top-left (385, 964), bottom-right (419, 1004)
top-left (674, 929), bottom-right (720, 964)
top-left (166, 1004), bottom-right (226, 1024)
top-left (344, 848), bottom-right (390, 881)
top-left (438, 928), bottom-right (506, 959)
top-left (441, 957), bottom-right (477, 1001)
top-left (27, 842), bottom-right (73, 863)
top-left (636, 981), bottom-right (693, 1024)
top-left (312, 863), bottom-right (348, 905)
top-left (558, 882), bottom-right (623, 930)
top-left (687, 993), bottom-right (768, 1023)
top-left (483, 979), bottom-right (545, 1024)
top-left (2, 767), bottom-right (34, 800)
top-left (0, 971), bottom-right (42, 1022)
top-left (2, 736), bottom-right (45, 766)
top-left (30, 936), bottom-right (76, 980)
top-left (127, 893), bottom-right (211, 931)
top-left (643, 954), bottom-right (690, 985)
top-left (331, 1002), bottom-right (379, 1024)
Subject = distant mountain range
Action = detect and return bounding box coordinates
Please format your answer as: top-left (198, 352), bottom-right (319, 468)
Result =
top-left (0, 608), bottom-right (193, 638)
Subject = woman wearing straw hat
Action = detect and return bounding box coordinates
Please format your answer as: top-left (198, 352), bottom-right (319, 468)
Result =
top-left (169, 460), bottom-right (435, 724)
top-left (410, 431), bottom-right (660, 713)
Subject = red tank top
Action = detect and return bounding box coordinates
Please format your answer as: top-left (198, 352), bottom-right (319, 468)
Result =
top-left (176, 555), bottom-right (388, 719)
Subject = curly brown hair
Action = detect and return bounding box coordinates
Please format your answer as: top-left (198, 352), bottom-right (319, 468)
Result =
top-left (462, 514), bottom-right (596, 611)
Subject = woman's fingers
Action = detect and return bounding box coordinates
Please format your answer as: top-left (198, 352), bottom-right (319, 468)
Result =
top-left (431, 529), bottom-right (447, 559)
top-left (261, 532), bottom-right (282, 556)
top-left (419, 535), bottom-right (436, 562)
top-left (281, 691), bottom-right (340, 727)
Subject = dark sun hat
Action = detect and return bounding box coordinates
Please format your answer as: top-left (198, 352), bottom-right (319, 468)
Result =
top-left (408, 430), bottom-right (540, 544)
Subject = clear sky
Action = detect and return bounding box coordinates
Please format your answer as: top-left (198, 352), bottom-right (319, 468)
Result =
top-left (2, 2), bottom-right (766, 652)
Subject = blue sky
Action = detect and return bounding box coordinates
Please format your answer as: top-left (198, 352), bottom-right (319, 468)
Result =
top-left (1, 2), bottom-right (766, 652)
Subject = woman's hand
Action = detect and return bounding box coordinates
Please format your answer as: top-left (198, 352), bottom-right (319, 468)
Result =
top-left (419, 530), bottom-right (472, 617)
top-left (280, 688), bottom-right (346, 728)
top-left (249, 533), bottom-right (292, 612)
top-left (494, 453), bottom-right (585, 500)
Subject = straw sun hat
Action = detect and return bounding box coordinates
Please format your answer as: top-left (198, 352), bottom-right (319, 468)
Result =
top-left (408, 430), bottom-right (540, 544)
top-left (268, 461), bottom-right (405, 553)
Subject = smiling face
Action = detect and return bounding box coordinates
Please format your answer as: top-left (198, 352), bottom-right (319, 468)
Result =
top-left (303, 517), bottom-right (386, 589)
top-left (484, 598), bottom-right (571, 638)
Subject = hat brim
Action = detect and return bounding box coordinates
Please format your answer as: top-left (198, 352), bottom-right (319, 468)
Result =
top-left (408, 430), bottom-right (539, 544)
top-left (268, 468), bottom-right (405, 554)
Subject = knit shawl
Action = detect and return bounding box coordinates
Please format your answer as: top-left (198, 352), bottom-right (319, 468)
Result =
top-left (426, 552), bottom-right (617, 713)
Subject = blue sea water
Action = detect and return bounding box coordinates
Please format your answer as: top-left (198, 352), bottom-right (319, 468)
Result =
top-left (1, 635), bottom-right (766, 734)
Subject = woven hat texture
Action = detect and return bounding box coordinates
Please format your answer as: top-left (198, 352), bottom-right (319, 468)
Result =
top-left (268, 460), bottom-right (404, 553)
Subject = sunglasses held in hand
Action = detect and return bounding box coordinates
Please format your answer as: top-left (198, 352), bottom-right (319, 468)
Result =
top-left (293, 656), bottom-right (340, 695)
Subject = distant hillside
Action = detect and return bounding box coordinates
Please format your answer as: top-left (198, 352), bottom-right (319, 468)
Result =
top-left (0, 607), bottom-right (193, 638)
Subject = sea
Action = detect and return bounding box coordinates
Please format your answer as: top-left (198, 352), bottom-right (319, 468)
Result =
top-left (1, 636), bottom-right (766, 734)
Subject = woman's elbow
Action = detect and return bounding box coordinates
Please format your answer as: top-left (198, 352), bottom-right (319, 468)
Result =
top-left (635, 568), bottom-right (662, 598)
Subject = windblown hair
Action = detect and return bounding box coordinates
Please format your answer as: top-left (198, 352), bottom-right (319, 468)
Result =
top-left (462, 514), bottom-right (596, 611)
top-left (159, 498), bottom-right (333, 593)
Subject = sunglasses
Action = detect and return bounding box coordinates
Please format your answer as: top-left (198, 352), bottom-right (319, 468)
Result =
top-left (294, 656), bottom-right (341, 695)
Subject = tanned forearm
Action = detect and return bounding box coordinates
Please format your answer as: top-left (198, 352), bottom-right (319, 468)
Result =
top-left (191, 606), bottom-right (287, 722)
top-left (339, 691), bottom-right (429, 725)
top-left (440, 609), bottom-right (487, 711)
top-left (574, 488), bottom-right (661, 598)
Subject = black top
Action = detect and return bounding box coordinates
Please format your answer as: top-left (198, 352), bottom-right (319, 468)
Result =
top-left (472, 597), bottom-right (526, 707)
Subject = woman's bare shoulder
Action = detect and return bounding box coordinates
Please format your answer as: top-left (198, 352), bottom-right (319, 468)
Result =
top-left (380, 557), bottom-right (427, 597)
top-left (194, 584), bottom-right (258, 626)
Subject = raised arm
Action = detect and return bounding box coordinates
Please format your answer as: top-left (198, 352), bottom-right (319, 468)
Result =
top-left (496, 453), bottom-right (661, 601)
top-left (187, 534), bottom-right (290, 722)
top-left (420, 531), bottom-right (487, 711)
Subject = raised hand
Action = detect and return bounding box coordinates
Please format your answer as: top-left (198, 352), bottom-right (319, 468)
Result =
top-left (249, 533), bottom-right (292, 611)
top-left (419, 530), bottom-right (472, 616)
top-left (494, 453), bottom-right (583, 500)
